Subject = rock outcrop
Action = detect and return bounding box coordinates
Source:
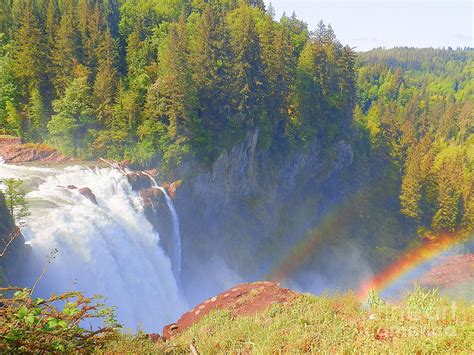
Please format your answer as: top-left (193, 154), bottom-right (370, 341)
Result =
top-left (139, 187), bottom-right (179, 265)
top-left (0, 136), bottom-right (22, 146)
top-left (416, 254), bottom-right (474, 289)
top-left (0, 143), bottom-right (68, 163)
top-left (173, 129), bottom-right (356, 304)
top-left (0, 192), bottom-right (30, 286)
top-left (78, 187), bottom-right (98, 205)
top-left (163, 282), bottom-right (297, 340)
top-left (127, 172), bottom-right (152, 191)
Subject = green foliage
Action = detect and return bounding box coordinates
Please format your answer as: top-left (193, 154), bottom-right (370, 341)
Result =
top-left (0, 179), bottom-right (29, 227)
top-left (0, 0), bottom-right (356, 173)
top-left (48, 77), bottom-right (96, 157)
top-left (0, 287), bottom-right (118, 353)
top-left (169, 291), bottom-right (473, 353)
top-left (0, 36), bottom-right (20, 133)
top-left (357, 48), bottom-right (474, 235)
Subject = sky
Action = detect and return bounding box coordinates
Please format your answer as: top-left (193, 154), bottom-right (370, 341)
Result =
top-left (265, 0), bottom-right (473, 51)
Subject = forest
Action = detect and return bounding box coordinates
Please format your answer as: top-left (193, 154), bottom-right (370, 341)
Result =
top-left (0, 0), bottom-right (472, 238)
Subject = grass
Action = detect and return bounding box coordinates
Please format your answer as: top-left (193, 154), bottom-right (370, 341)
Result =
top-left (169, 289), bottom-right (473, 354)
top-left (21, 142), bottom-right (57, 152)
top-left (97, 288), bottom-right (473, 354)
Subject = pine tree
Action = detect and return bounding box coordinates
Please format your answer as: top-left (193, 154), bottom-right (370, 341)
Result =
top-left (227, 3), bottom-right (266, 128)
top-left (14, 2), bottom-right (45, 90)
top-left (295, 40), bottom-right (320, 140)
top-left (431, 172), bottom-right (461, 233)
top-left (145, 16), bottom-right (203, 166)
top-left (28, 87), bottom-right (47, 139)
top-left (93, 28), bottom-right (118, 125)
top-left (48, 77), bottom-right (95, 156)
top-left (191, 4), bottom-right (232, 136)
top-left (0, 39), bottom-right (20, 130)
top-left (5, 101), bottom-right (22, 137)
top-left (1, 178), bottom-right (29, 226)
top-left (400, 148), bottom-right (422, 222)
top-left (51, 1), bottom-right (81, 95)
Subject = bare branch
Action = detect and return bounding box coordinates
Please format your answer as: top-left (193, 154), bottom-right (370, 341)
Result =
top-left (30, 248), bottom-right (58, 296)
top-left (0, 227), bottom-right (21, 258)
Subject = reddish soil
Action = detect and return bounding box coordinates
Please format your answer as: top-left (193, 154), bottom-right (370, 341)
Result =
top-left (0, 136), bottom-right (22, 146)
top-left (0, 143), bottom-right (68, 163)
top-left (163, 282), bottom-right (297, 339)
top-left (416, 254), bottom-right (474, 288)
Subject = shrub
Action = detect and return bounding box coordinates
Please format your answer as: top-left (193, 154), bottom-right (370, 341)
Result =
top-left (0, 287), bottom-right (119, 353)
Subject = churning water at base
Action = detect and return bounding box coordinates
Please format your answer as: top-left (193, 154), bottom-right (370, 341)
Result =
top-left (0, 163), bottom-right (186, 331)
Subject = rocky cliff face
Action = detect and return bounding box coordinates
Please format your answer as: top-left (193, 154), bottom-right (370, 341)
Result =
top-left (0, 193), bottom-right (30, 286)
top-left (172, 130), bottom-right (357, 304)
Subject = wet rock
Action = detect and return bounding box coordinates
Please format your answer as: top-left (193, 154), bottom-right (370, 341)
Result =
top-left (163, 180), bottom-right (183, 200)
top-left (67, 185), bottom-right (77, 190)
top-left (79, 187), bottom-right (98, 205)
top-left (139, 187), bottom-right (176, 276)
top-left (0, 193), bottom-right (30, 285)
top-left (162, 282), bottom-right (297, 340)
top-left (139, 188), bottom-right (166, 209)
top-left (127, 172), bottom-right (152, 191)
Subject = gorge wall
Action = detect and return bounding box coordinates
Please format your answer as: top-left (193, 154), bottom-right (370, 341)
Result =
top-left (0, 193), bottom-right (29, 286)
top-left (167, 130), bottom-right (369, 304)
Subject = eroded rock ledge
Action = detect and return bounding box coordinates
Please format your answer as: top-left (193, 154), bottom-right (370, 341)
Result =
top-left (163, 282), bottom-right (297, 340)
top-left (0, 138), bottom-right (68, 164)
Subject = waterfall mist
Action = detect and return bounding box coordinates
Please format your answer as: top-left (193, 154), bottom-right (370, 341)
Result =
top-left (1, 164), bottom-right (186, 331)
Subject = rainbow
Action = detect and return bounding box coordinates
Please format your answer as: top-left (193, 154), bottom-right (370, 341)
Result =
top-left (267, 191), bottom-right (362, 283)
top-left (357, 233), bottom-right (469, 301)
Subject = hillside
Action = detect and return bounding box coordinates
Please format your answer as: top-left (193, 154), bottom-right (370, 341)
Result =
top-left (103, 282), bottom-right (474, 354)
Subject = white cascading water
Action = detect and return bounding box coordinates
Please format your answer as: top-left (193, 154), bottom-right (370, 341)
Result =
top-left (0, 163), bottom-right (186, 331)
top-left (143, 173), bottom-right (181, 280)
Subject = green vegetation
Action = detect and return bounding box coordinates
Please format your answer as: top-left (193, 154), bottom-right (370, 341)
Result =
top-left (95, 288), bottom-right (473, 354)
top-left (355, 47), bottom-right (473, 237)
top-left (0, 1), bottom-right (471, 238)
top-left (168, 289), bottom-right (473, 354)
top-left (0, 0), bottom-right (355, 169)
top-left (0, 287), bottom-right (118, 353)
top-left (0, 179), bottom-right (29, 227)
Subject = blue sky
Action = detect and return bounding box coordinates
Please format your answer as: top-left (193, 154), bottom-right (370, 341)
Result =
top-left (265, 1), bottom-right (473, 51)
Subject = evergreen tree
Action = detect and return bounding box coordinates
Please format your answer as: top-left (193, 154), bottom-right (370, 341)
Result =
top-left (93, 28), bottom-right (119, 125)
top-left (51, 2), bottom-right (81, 95)
top-left (191, 4), bottom-right (232, 138)
top-left (48, 77), bottom-right (96, 156)
top-left (1, 178), bottom-right (29, 226)
top-left (28, 87), bottom-right (48, 139)
top-left (0, 38), bottom-right (20, 130)
top-left (14, 2), bottom-right (45, 90)
top-left (227, 3), bottom-right (266, 128)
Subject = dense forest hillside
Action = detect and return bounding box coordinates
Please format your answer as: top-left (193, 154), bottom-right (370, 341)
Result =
top-left (356, 47), bottom-right (473, 237)
top-left (0, 1), bottom-right (471, 237)
top-left (0, 1), bottom-right (472, 276)
top-left (0, 0), bottom-right (355, 170)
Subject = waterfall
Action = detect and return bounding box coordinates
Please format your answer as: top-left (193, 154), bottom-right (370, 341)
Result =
top-left (142, 173), bottom-right (181, 280)
top-left (0, 164), bottom-right (186, 331)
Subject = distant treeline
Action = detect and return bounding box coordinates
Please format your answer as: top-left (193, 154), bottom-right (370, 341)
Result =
top-left (356, 47), bottom-right (473, 236)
